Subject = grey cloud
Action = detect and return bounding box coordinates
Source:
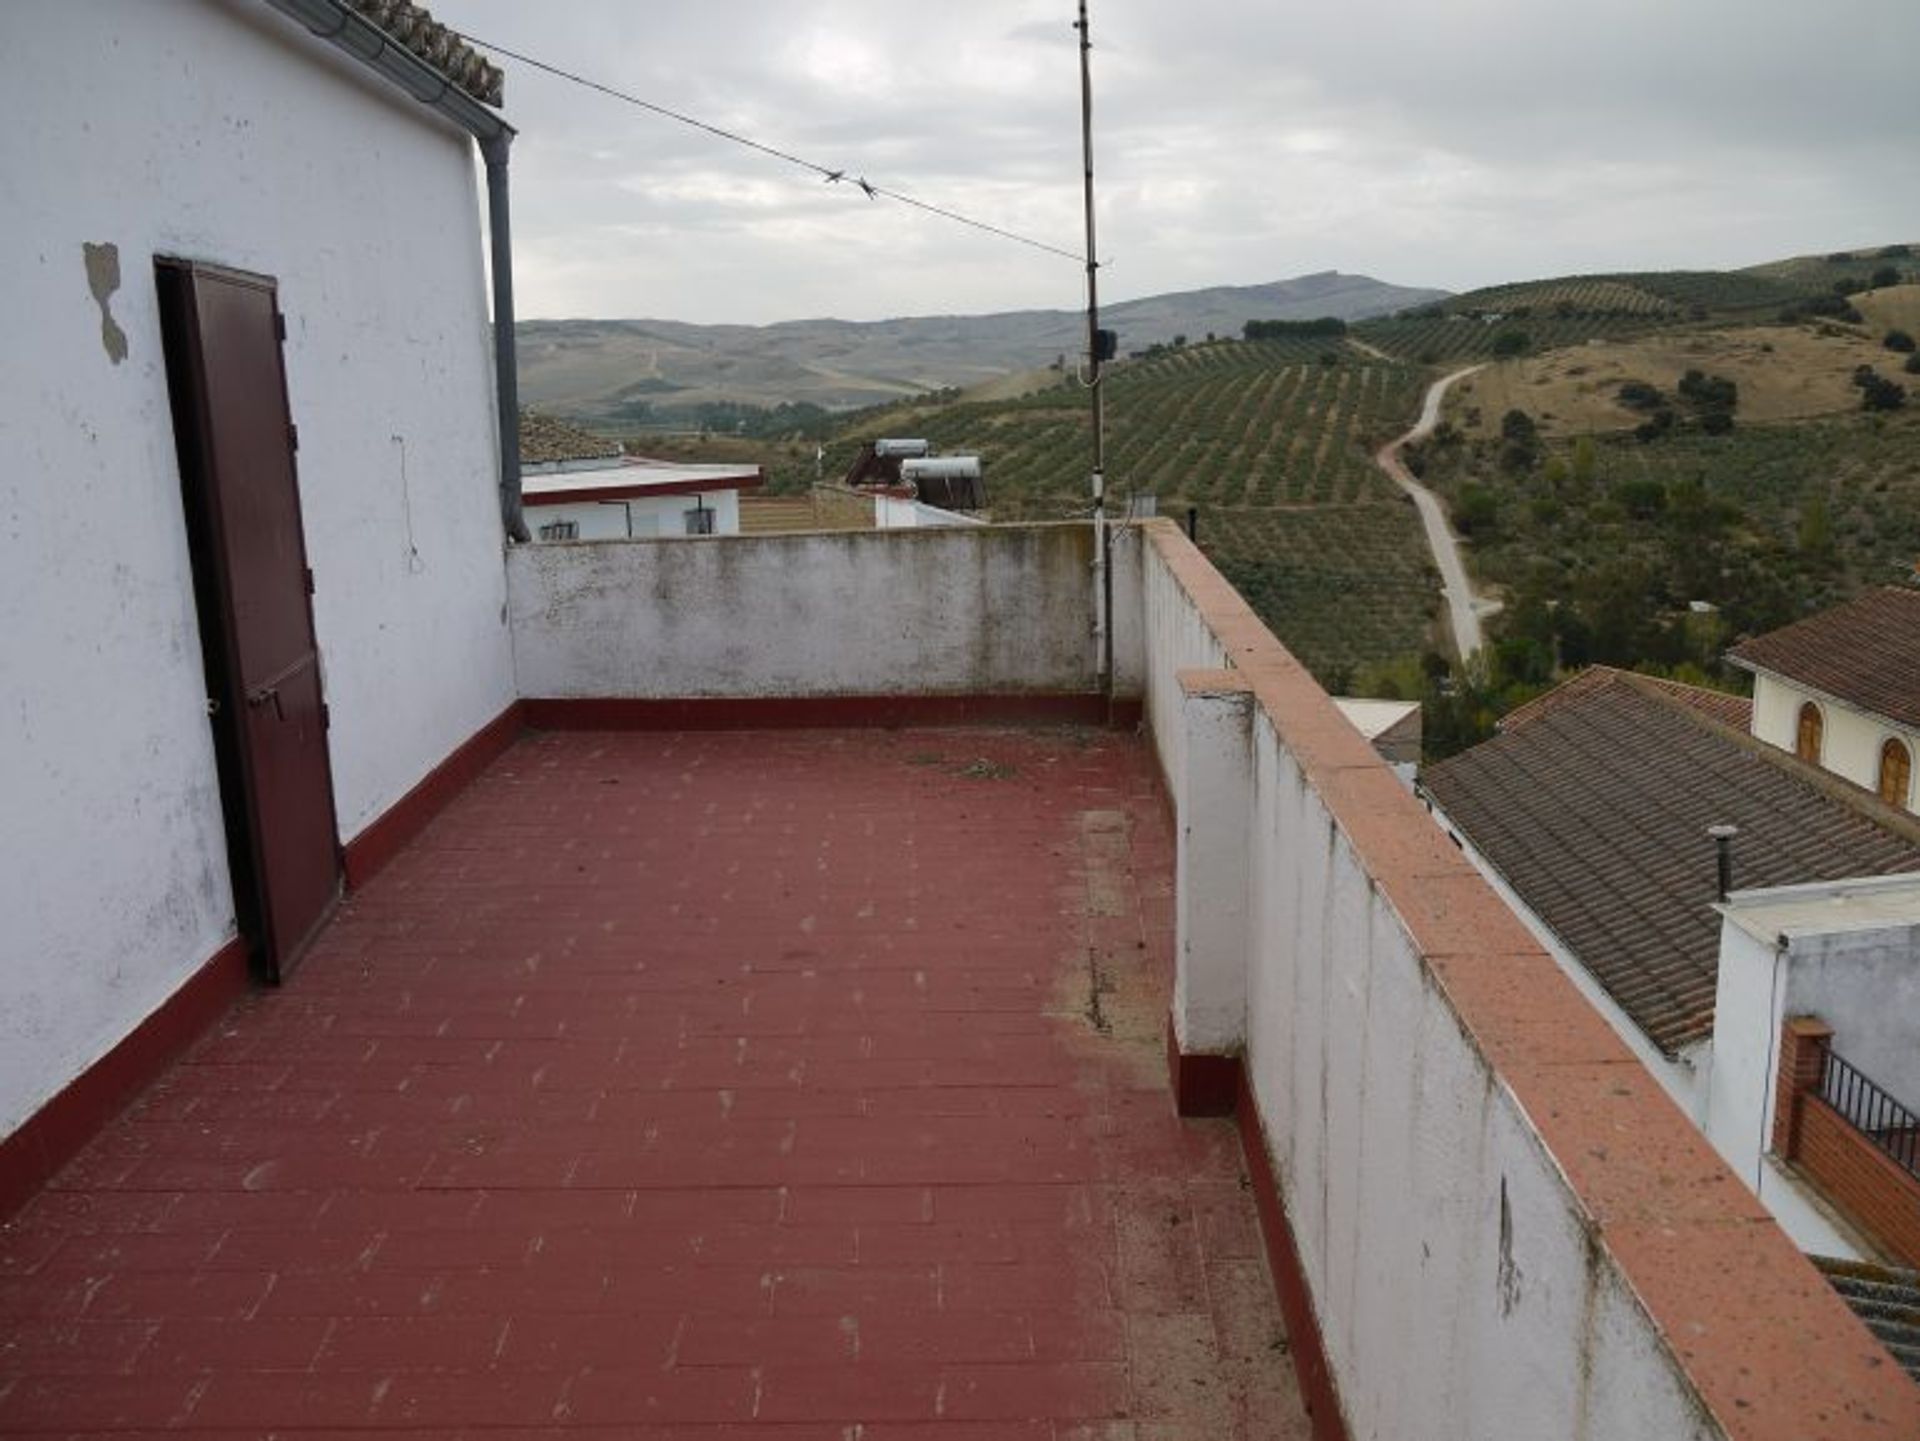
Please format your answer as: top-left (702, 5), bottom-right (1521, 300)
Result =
top-left (436, 0), bottom-right (1920, 321)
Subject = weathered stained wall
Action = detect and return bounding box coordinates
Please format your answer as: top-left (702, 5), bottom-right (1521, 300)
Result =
top-left (508, 525), bottom-right (1117, 699)
top-left (1141, 521), bottom-right (1919, 1440)
top-left (1786, 921), bottom-right (1920, 1103)
top-left (0, 2), bottom-right (513, 1134)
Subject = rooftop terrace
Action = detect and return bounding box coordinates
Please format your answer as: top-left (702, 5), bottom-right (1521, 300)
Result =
top-left (0, 724), bottom-right (1305, 1435)
top-left (5, 519), bottom-right (1918, 1438)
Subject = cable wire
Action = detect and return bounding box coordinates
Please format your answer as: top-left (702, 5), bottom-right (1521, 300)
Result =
top-left (452, 30), bottom-right (1087, 265)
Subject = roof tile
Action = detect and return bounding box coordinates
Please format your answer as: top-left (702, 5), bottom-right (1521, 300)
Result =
top-left (1728, 587), bottom-right (1920, 729)
top-left (1424, 671), bottom-right (1920, 1054)
top-left (346, 0), bottom-right (503, 107)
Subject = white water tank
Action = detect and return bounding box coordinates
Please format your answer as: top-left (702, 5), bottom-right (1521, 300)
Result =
top-left (900, 456), bottom-right (982, 481)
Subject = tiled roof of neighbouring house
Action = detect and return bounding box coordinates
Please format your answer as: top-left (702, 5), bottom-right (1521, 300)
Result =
top-left (1499, 664), bottom-right (1753, 735)
top-left (1815, 1257), bottom-right (1920, 1383)
top-left (1727, 586), bottom-right (1920, 729)
top-left (519, 411), bottom-right (623, 465)
top-left (346, 0), bottom-right (504, 107)
top-left (1423, 670), bottom-right (1920, 1055)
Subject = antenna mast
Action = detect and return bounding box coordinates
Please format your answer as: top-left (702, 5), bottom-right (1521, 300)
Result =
top-left (1076, 0), bottom-right (1111, 692)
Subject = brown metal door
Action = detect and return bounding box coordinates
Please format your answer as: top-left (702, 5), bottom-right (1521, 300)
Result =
top-left (157, 259), bottom-right (340, 982)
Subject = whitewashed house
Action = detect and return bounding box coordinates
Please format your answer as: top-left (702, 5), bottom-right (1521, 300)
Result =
top-left (0, 0), bottom-right (523, 1184)
top-left (1729, 587), bottom-right (1920, 814)
top-left (525, 462), bottom-right (763, 540)
top-left (517, 410), bottom-right (761, 540)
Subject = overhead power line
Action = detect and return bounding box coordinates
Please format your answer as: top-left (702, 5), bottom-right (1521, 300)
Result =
top-left (452, 30), bottom-right (1087, 265)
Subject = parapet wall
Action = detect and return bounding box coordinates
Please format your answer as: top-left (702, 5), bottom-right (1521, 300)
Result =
top-left (1141, 519), bottom-right (1919, 1440)
top-left (507, 525), bottom-right (1116, 700)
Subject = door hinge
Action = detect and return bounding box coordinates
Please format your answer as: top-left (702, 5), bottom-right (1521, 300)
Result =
top-left (274, 311), bottom-right (287, 342)
top-left (320, 702), bottom-right (331, 731)
top-left (287, 422), bottom-right (299, 453)
top-left (303, 566), bottom-right (315, 595)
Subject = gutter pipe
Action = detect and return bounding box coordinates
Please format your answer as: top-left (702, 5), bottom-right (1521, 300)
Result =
top-left (261, 0), bottom-right (529, 542)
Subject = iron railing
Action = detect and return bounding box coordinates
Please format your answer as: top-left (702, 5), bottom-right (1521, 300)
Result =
top-left (1819, 1047), bottom-right (1920, 1183)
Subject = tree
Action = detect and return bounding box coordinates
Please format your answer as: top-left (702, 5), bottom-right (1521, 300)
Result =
top-left (1617, 380), bottom-right (1666, 412)
top-left (1570, 435), bottom-right (1597, 486)
top-left (1860, 374), bottom-right (1908, 411)
top-left (1615, 477), bottom-right (1667, 519)
top-left (1499, 409), bottom-right (1539, 472)
top-left (1871, 265), bottom-right (1902, 289)
top-left (1491, 330), bottom-right (1530, 357)
top-left (1885, 329), bottom-right (1916, 353)
top-left (1455, 485), bottom-right (1502, 535)
top-left (1798, 493), bottom-right (1834, 560)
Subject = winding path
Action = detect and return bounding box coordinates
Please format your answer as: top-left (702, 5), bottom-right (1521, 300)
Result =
top-left (1374, 364), bottom-right (1496, 660)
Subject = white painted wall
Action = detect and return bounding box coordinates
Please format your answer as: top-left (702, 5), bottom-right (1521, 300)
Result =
top-left (1787, 923), bottom-right (1920, 1101)
top-left (1706, 919), bottom-right (1864, 1257)
top-left (1750, 672), bottom-right (1919, 812)
top-left (1717, 873), bottom-right (1920, 1113)
top-left (0, 2), bottom-right (513, 1134)
top-left (508, 525), bottom-right (1127, 699)
top-left (1172, 677), bottom-right (1254, 1055)
top-left (1143, 534), bottom-right (1732, 1441)
top-left (530, 489), bottom-right (742, 542)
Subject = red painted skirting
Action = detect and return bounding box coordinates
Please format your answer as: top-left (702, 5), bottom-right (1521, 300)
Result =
top-left (1166, 1017), bottom-right (1241, 1117)
top-left (341, 701), bottom-right (526, 890)
top-left (0, 936), bottom-right (252, 1220)
top-left (524, 693), bottom-right (1143, 733)
top-left (1237, 1069), bottom-right (1351, 1441)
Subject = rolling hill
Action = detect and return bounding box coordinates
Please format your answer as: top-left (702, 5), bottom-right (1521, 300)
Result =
top-left (516, 271), bottom-right (1447, 420)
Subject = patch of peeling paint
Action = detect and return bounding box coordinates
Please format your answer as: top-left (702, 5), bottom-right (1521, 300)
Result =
top-left (83, 241), bottom-right (128, 364)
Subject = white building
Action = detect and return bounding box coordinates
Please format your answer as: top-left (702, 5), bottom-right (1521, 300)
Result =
top-left (525, 460), bottom-right (762, 540)
top-left (1730, 586), bottom-right (1920, 814)
top-left (0, 1), bottom-right (519, 1150)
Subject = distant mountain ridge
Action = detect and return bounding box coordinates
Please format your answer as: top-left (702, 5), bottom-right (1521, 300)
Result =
top-left (517, 270), bottom-right (1447, 420)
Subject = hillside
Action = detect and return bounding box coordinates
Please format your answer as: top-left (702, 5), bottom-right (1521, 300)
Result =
top-left (517, 271), bottom-right (1446, 420)
top-left (580, 244), bottom-right (1920, 718)
top-left (1445, 285), bottom-right (1920, 440)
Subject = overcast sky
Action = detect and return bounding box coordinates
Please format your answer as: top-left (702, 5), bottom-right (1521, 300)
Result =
top-left (432, 0), bottom-right (1919, 325)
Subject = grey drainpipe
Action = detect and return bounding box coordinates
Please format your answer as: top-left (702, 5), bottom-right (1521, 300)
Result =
top-left (482, 134), bottom-right (529, 541)
top-left (261, 0), bottom-right (529, 542)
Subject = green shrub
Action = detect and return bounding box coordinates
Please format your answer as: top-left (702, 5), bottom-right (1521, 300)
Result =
top-left (1860, 374), bottom-right (1907, 411)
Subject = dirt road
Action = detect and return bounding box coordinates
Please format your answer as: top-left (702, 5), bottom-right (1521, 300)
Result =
top-left (1374, 365), bottom-right (1495, 660)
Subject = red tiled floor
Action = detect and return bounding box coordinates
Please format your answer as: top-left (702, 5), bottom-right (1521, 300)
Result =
top-left (0, 727), bottom-right (1308, 1438)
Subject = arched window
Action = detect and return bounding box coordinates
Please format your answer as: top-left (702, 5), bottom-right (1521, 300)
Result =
top-left (1880, 738), bottom-right (1914, 808)
top-left (1795, 702), bottom-right (1824, 763)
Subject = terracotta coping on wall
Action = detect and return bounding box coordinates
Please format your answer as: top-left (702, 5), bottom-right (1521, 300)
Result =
top-left (1138, 517), bottom-right (1920, 1437)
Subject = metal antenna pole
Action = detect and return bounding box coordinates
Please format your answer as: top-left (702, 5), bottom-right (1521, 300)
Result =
top-left (1076, 0), bottom-right (1110, 692)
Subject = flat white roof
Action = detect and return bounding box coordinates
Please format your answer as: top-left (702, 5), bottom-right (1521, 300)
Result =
top-left (522, 458), bottom-right (762, 502)
top-left (1719, 871), bottom-right (1920, 944)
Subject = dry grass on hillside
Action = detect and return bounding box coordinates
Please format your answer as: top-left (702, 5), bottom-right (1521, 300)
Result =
top-left (1855, 283), bottom-right (1920, 336)
top-left (1445, 311), bottom-right (1915, 437)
